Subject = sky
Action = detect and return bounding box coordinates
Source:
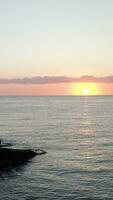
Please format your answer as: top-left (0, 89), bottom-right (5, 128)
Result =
top-left (0, 0), bottom-right (113, 95)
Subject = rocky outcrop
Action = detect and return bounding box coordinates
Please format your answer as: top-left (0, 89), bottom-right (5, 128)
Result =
top-left (0, 147), bottom-right (46, 169)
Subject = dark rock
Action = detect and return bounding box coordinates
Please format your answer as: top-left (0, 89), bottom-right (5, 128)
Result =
top-left (0, 147), bottom-right (46, 169)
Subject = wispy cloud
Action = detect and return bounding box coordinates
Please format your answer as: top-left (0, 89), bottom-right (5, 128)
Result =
top-left (0, 76), bottom-right (113, 84)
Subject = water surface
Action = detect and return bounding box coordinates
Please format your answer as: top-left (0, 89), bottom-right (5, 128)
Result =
top-left (0, 96), bottom-right (113, 200)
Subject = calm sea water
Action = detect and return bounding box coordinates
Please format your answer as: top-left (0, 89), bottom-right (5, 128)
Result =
top-left (0, 96), bottom-right (113, 200)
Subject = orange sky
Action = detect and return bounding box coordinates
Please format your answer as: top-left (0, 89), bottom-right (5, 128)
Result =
top-left (0, 1), bottom-right (113, 96)
top-left (0, 83), bottom-right (112, 96)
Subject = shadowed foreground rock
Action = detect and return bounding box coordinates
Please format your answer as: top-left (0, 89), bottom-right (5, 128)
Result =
top-left (0, 147), bottom-right (46, 169)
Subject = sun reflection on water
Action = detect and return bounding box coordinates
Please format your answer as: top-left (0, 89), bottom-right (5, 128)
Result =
top-left (79, 97), bottom-right (97, 161)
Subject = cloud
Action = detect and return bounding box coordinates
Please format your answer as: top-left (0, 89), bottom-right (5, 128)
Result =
top-left (0, 76), bottom-right (113, 84)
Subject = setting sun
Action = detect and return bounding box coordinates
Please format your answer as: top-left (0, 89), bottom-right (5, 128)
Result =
top-left (82, 88), bottom-right (91, 95)
top-left (73, 83), bottom-right (100, 96)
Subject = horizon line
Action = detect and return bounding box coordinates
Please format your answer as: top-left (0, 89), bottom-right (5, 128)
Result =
top-left (0, 95), bottom-right (113, 97)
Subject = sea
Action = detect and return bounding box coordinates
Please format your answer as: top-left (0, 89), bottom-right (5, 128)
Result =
top-left (0, 96), bottom-right (113, 200)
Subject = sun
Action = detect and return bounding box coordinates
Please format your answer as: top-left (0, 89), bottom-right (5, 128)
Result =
top-left (73, 82), bottom-right (99, 96)
top-left (82, 88), bottom-right (91, 95)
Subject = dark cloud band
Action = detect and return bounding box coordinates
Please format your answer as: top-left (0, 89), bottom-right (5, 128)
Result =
top-left (0, 76), bottom-right (113, 84)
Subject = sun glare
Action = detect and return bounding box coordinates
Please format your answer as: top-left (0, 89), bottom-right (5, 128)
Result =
top-left (82, 88), bottom-right (91, 95)
top-left (73, 83), bottom-right (99, 96)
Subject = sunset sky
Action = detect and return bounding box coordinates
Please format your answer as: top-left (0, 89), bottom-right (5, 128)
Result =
top-left (0, 0), bottom-right (113, 95)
